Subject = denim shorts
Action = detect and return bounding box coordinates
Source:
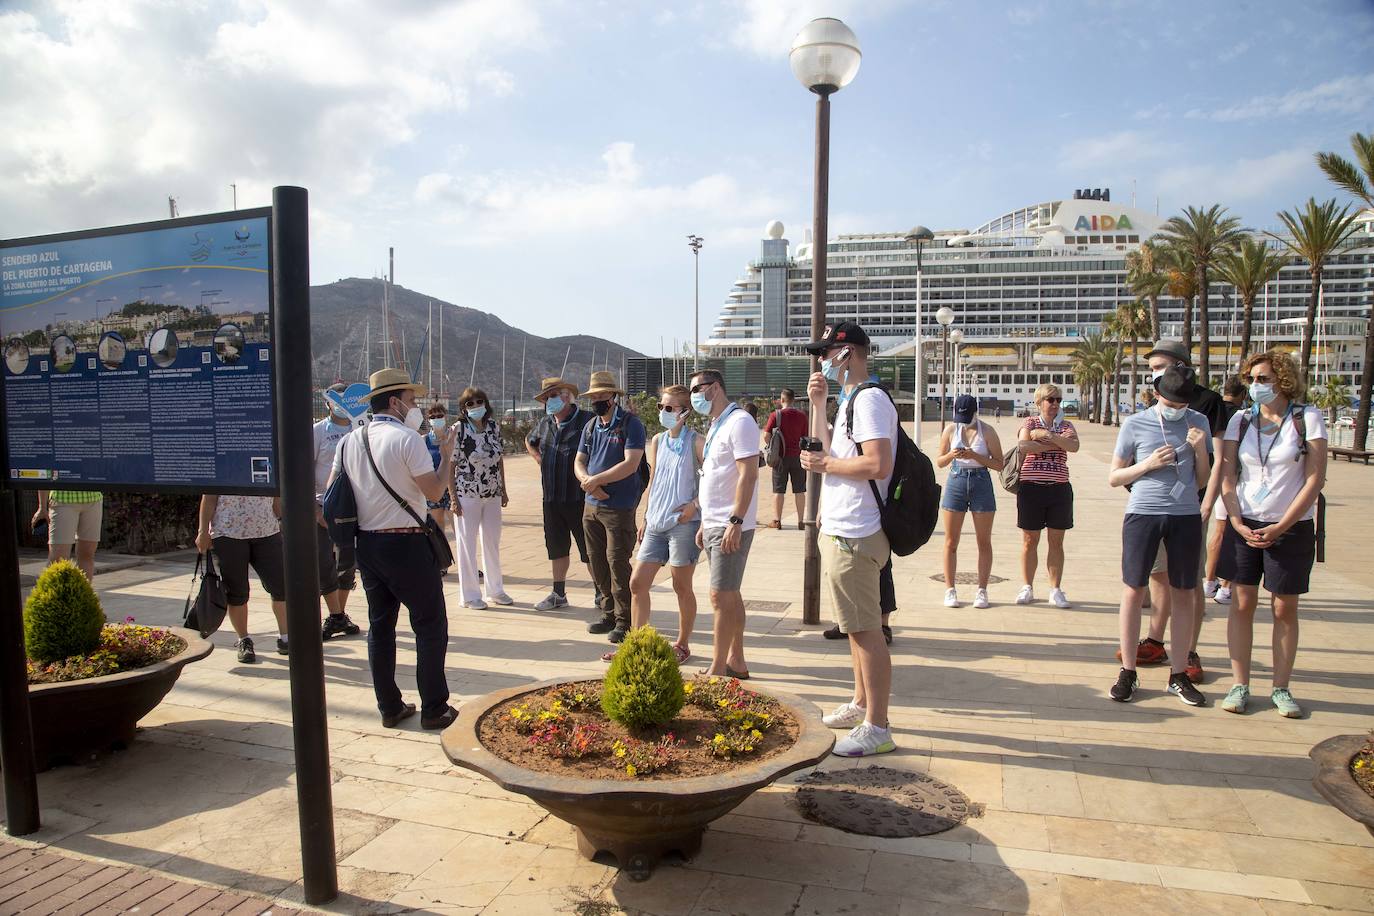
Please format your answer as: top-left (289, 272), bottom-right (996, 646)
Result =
top-left (637, 519), bottom-right (702, 567)
top-left (941, 466), bottom-right (996, 513)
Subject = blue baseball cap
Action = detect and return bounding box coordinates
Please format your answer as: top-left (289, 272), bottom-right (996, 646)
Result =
top-left (953, 394), bottom-right (978, 423)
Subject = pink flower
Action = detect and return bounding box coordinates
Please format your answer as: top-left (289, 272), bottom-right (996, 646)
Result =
top-left (124, 616), bottom-right (136, 623)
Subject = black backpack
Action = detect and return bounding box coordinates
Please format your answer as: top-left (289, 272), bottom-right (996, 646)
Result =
top-left (845, 383), bottom-right (940, 556)
top-left (584, 409), bottom-right (651, 498)
top-left (322, 433), bottom-right (359, 548)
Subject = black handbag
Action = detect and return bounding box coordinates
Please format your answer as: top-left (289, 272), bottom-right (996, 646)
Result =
top-left (362, 423), bottom-right (455, 570)
top-left (183, 551), bottom-right (229, 638)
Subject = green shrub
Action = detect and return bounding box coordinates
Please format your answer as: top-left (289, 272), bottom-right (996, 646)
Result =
top-left (601, 627), bottom-right (685, 731)
top-left (24, 560), bottom-right (105, 664)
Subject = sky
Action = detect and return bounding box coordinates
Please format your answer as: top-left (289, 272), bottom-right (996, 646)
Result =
top-left (3, 0), bottom-right (1374, 356)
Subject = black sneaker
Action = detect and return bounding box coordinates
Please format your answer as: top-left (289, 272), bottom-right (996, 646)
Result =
top-left (1167, 672), bottom-right (1207, 707)
top-left (587, 613), bottom-right (617, 635)
top-left (236, 637), bottom-right (257, 664)
top-left (822, 625), bottom-right (849, 640)
top-left (608, 626), bottom-right (629, 644)
top-left (1109, 668), bottom-right (1138, 703)
top-left (882, 625), bottom-right (893, 646)
top-left (322, 613), bottom-right (362, 640)
top-left (276, 637), bottom-right (290, 656)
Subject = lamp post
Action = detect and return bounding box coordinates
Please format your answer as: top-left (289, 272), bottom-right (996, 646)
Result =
top-left (904, 225), bottom-right (933, 447)
top-left (687, 235), bottom-right (703, 370)
top-left (936, 306), bottom-right (955, 428)
top-left (792, 16), bottom-right (861, 627)
top-left (949, 327), bottom-right (964, 397)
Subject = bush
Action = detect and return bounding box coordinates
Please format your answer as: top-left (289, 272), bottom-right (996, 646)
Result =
top-left (24, 560), bottom-right (106, 664)
top-left (601, 627), bottom-right (685, 731)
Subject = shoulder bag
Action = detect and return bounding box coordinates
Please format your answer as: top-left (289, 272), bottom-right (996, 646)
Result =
top-left (182, 550), bottom-right (229, 638)
top-left (764, 410), bottom-right (785, 468)
top-left (362, 423), bottom-right (455, 569)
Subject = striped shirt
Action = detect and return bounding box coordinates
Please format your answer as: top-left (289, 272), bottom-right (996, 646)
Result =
top-left (50, 490), bottom-right (102, 504)
top-left (1019, 416), bottom-right (1076, 484)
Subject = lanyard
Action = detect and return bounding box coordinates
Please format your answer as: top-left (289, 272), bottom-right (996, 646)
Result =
top-left (703, 403), bottom-right (739, 459)
top-left (1154, 406), bottom-right (1188, 482)
top-left (1253, 406), bottom-right (1291, 471)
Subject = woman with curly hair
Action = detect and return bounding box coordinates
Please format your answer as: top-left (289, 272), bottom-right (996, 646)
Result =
top-left (1217, 351), bottom-right (1327, 718)
top-left (451, 387), bottom-right (511, 609)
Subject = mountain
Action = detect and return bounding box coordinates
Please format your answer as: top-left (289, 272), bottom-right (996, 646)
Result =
top-left (307, 278), bottom-right (645, 405)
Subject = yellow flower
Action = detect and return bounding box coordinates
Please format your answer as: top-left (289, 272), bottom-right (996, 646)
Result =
top-left (743, 720), bottom-right (754, 729)
top-left (717, 699), bottom-right (730, 708)
top-left (684, 683), bottom-right (695, 694)
top-left (712, 733), bottom-right (726, 744)
top-left (708, 677), bottom-right (719, 684)
top-left (745, 745), bottom-right (754, 752)
top-left (751, 729), bottom-right (763, 740)
top-left (626, 764), bottom-right (637, 777)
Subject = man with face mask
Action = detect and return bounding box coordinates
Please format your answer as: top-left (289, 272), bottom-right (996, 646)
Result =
top-left (314, 382), bottom-right (362, 640)
top-left (329, 368), bottom-right (458, 730)
top-left (1116, 340), bottom-right (1227, 683)
top-left (575, 371), bottom-right (647, 646)
top-left (526, 376), bottom-right (601, 611)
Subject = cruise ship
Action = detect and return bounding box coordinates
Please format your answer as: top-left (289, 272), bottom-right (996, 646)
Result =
top-left (695, 192), bottom-right (1374, 409)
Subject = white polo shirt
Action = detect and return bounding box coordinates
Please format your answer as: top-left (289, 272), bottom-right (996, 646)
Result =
top-left (313, 416), bottom-right (352, 500)
top-left (333, 414), bottom-right (433, 531)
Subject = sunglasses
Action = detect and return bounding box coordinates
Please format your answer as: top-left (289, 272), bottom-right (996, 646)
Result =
top-left (1043, 397), bottom-right (1063, 403)
top-left (1247, 374), bottom-right (1273, 384)
top-left (465, 399), bottom-right (485, 408)
top-left (657, 403), bottom-right (686, 412)
top-left (689, 380), bottom-right (716, 394)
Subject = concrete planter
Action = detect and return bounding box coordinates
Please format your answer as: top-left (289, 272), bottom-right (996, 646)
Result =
top-left (1309, 734), bottom-right (1374, 839)
top-left (28, 626), bottom-right (212, 770)
top-left (441, 676), bottom-right (834, 879)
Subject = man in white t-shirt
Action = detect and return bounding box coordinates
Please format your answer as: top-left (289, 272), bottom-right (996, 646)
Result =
top-left (800, 322), bottom-right (898, 757)
top-left (689, 368), bottom-right (760, 679)
top-left (313, 382), bottom-right (362, 640)
top-left (330, 368), bottom-right (458, 731)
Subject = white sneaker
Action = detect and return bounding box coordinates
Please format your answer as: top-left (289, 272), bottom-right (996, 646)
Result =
top-left (463, 599), bottom-right (488, 610)
top-left (832, 722), bottom-right (896, 758)
top-left (943, 588), bottom-right (960, 608)
top-left (487, 593), bottom-right (514, 606)
top-left (1214, 586), bottom-right (1232, 606)
top-left (973, 588), bottom-right (990, 609)
top-left (1203, 578), bottom-right (1219, 598)
top-left (1049, 587), bottom-right (1072, 609)
top-left (534, 591), bottom-right (569, 611)
top-left (1015, 585), bottom-right (1034, 605)
top-left (821, 702), bottom-right (866, 729)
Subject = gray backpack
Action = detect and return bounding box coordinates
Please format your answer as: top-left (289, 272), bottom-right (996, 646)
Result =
top-left (763, 410), bottom-right (785, 468)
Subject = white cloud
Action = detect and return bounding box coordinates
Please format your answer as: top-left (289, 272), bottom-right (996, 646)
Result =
top-left (1060, 131), bottom-right (1173, 171)
top-left (1187, 73), bottom-right (1374, 122)
top-left (1155, 148), bottom-right (1312, 205)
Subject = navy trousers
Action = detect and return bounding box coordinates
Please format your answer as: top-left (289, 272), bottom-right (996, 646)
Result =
top-left (356, 531), bottom-right (450, 719)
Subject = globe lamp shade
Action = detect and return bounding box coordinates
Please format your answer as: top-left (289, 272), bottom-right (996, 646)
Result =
top-left (789, 18), bottom-right (861, 94)
top-left (936, 307), bottom-right (955, 327)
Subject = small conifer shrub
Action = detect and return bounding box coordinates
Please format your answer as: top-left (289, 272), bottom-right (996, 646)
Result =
top-left (24, 560), bottom-right (105, 664)
top-left (601, 627), bottom-right (685, 730)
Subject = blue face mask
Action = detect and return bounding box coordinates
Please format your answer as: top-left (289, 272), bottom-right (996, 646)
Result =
top-left (1249, 382), bottom-right (1276, 406)
top-left (1160, 404), bottom-right (1186, 422)
top-left (659, 409), bottom-right (680, 429)
top-left (467, 406), bottom-right (487, 421)
top-left (545, 396), bottom-right (565, 415)
top-left (430, 418), bottom-right (446, 433)
top-left (691, 392), bottom-right (712, 415)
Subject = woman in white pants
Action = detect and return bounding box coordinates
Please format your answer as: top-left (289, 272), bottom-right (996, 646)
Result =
top-left (452, 386), bottom-right (511, 609)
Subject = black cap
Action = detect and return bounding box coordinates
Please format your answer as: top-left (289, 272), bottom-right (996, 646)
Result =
top-left (1154, 365), bottom-right (1197, 403)
top-left (804, 321), bottom-right (871, 355)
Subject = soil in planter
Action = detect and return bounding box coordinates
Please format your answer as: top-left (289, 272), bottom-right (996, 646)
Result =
top-left (478, 679), bottom-right (800, 781)
top-left (1353, 738), bottom-right (1374, 799)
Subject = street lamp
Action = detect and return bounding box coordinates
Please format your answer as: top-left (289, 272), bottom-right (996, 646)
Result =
top-left (687, 235), bottom-right (703, 370)
top-left (904, 225), bottom-right (933, 446)
top-left (793, 16), bottom-right (861, 627)
top-left (936, 307), bottom-right (955, 428)
top-left (949, 327), bottom-right (964, 401)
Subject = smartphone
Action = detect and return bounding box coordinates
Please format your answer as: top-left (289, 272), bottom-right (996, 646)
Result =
top-left (799, 436), bottom-right (823, 452)
top-left (31, 517), bottom-right (48, 541)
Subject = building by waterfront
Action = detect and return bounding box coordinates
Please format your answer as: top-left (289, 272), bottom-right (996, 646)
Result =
top-left (684, 193), bottom-right (1373, 409)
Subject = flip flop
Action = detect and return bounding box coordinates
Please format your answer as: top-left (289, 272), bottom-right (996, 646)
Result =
top-left (725, 665), bottom-right (751, 681)
top-left (673, 644), bottom-right (690, 664)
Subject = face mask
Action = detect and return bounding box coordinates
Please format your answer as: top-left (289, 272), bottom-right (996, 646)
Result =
top-left (468, 406), bottom-right (487, 421)
top-left (1160, 404), bottom-right (1186, 422)
top-left (591, 398), bottom-right (613, 417)
top-left (545, 396), bottom-right (565, 415)
top-left (821, 349), bottom-right (849, 383)
top-left (403, 406), bottom-right (423, 430)
top-left (691, 392), bottom-right (712, 415)
top-left (331, 406), bottom-right (349, 421)
top-left (430, 418), bottom-right (446, 433)
top-left (1150, 367), bottom-right (1166, 382)
top-left (659, 409), bottom-right (681, 429)
top-left (1249, 382), bottom-right (1276, 406)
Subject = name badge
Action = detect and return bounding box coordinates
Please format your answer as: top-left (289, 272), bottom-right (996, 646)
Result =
top-left (1249, 480), bottom-right (1272, 503)
top-left (1168, 480), bottom-right (1186, 501)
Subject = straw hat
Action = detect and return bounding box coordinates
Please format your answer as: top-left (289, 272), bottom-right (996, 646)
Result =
top-left (367, 367), bottom-right (427, 399)
top-left (534, 376), bottom-right (580, 402)
top-left (585, 370), bottom-right (623, 398)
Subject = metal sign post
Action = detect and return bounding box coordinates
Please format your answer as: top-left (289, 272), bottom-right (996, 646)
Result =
top-left (0, 488), bottom-right (40, 835)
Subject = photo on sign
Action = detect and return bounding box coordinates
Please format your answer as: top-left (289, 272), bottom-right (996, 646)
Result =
top-left (214, 323), bottom-right (245, 364)
top-left (5, 339), bottom-right (29, 374)
top-left (98, 332), bottom-right (126, 369)
top-left (50, 335), bottom-right (76, 373)
top-left (250, 456), bottom-right (270, 484)
top-left (148, 327), bottom-right (178, 368)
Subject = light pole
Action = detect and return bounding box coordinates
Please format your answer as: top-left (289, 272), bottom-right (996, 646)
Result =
top-left (905, 225), bottom-right (933, 446)
top-left (792, 17), bottom-right (861, 627)
top-left (687, 235), bottom-right (703, 370)
top-left (949, 327), bottom-right (964, 399)
top-left (937, 307), bottom-right (955, 428)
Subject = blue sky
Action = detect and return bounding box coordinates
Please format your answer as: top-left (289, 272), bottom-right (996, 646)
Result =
top-left (3, 0), bottom-right (1373, 356)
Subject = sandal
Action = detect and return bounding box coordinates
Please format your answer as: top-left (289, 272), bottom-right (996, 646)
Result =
top-left (601, 649), bottom-right (618, 662)
top-left (672, 644), bottom-right (690, 664)
top-left (725, 665), bottom-right (751, 681)
top-left (769, 520), bottom-right (781, 529)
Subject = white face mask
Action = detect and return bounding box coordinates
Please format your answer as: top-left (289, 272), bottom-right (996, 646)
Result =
top-left (430, 418), bottom-right (446, 433)
top-left (403, 406), bottom-right (423, 430)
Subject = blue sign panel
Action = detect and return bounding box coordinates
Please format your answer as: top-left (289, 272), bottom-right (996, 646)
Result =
top-left (1, 210), bottom-right (277, 493)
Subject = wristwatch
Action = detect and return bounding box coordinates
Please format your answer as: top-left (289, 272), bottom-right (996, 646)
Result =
top-left (728, 515), bottom-right (744, 526)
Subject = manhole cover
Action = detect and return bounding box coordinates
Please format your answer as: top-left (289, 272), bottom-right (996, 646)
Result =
top-left (927, 572), bottom-right (1007, 585)
top-left (744, 600), bottom-right (791, 612)
top-left (795, 765), bottom-right (974, 837)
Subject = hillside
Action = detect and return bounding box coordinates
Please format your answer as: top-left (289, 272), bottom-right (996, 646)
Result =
top-left (308, 278), bottom-right (645, 406)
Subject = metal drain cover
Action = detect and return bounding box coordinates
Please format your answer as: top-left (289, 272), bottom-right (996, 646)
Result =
top-left (795, 765), bottom-right (973, 837)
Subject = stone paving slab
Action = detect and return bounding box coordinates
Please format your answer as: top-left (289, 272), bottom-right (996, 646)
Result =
top-left (3, 417), bottom-right (1372, 915)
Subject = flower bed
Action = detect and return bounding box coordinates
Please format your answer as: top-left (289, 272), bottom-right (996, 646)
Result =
top-left (1354, 733), bottom-right (1374, 800)
top-left (28, 620), bottom-right (186, 684)
top-left (478, 675), bottom-right (799, 781)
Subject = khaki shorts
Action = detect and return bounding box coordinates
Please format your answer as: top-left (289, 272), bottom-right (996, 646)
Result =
top-left (1151, 511), bottom-right (1208, 580)
top-left (822, 529), bottom-right (890, 635)
top-left (50, 499), bottom-right (103, 545)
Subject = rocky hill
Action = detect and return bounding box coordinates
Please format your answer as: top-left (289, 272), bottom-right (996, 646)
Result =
top-left (308, 278), bottom-right (644, 406)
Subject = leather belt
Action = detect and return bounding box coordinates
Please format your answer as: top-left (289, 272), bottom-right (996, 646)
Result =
top-left (364, 526), bottom-right (426, 534)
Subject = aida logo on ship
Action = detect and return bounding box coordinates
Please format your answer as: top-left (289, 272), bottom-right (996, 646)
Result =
top-left (1072, 214), bottom-right (1134, 232)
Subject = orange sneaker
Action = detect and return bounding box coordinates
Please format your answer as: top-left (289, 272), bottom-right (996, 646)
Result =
top-left (1114, 638), bottom-right (1168, 666)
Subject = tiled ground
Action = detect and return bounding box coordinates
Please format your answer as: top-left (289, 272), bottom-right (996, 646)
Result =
top-left (4, 417), bottom-right (1372, 915)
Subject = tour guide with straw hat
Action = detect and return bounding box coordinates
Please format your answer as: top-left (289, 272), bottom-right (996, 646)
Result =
top-left (525, 375), bottom-right (598, 612)
top-left (330, 367), bottom-right (460, 729)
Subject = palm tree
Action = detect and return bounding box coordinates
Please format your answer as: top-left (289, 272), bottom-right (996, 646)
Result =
top-left (1071, 331), bottom-right (1114, 424)
top-left (1157, 205), bottom-right (1247, 383)
top-left (1159, 244), bottom-right (1198, 351)
top-left (1215, 236), bottom-right (1287, 373)
top-left (1316, 132), bottom-right (1374, 450)
top-left (1108, 300), bottom-right (1152, 419)
top-left (1269, 198), bottom-right (1360, 383)
top-left (1311, 377), bottom-right (1353, 426)
top-left (1125, 240), bottom-right (1168, 341)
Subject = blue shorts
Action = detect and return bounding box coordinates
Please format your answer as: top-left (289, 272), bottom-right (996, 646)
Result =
top-left (941, 466), bottom-right (996, 513)
top-left (637, 519), bottom-right (701, 567)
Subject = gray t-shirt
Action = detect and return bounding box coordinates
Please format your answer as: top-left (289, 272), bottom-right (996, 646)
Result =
top-left (1113, 405), bottom-right (1212, 515)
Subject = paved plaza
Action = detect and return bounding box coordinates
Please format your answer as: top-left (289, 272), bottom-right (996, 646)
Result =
top-left (4, 417), bottom-right (1373, 915)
